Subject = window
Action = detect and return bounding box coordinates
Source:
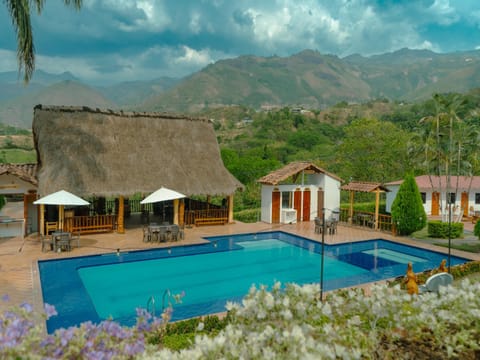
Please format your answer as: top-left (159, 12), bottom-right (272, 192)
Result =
top-left (282, 191), bottom-right (292, 208)
top-left (476, 193), bottom-right (480, 204)
top-left (420, 192), bottom-right (426, 204)
top-left (448, 193), bottom-right (456, 204)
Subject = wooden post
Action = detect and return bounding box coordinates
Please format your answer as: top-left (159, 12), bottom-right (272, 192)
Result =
top-left (117, 196), bottom-right (125, 234)
top-left (374, 189), bottom-right (380, 230)
top-left (40, 204), bottom-right (45, 236)
top-left (173, 199), bottom-right (179, 225)
top-left (179, 199), bottom-right (185, 226)
top-left (349, 191), bottom-right (354, 224)
top-left (228, 194), bottom-right (234, 224)
top-left (59, 205), bottom-right (64, 231)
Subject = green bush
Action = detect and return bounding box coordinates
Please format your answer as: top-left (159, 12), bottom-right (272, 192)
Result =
top-left (234, 208), bottom-right (260, 223)
top-left (474, 220), bottom-right (480, 239)
top-left (427, 220), bottom-right (464, 238)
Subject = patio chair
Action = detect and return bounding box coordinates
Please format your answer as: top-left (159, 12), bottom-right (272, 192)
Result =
top-left (157, 226), bottom-right (168, 242)
top-left (41, 234), bottom-right (54, 252)
top-left (71, 232), bottom-right (81, 248)
top-left (418, 272), bottom-right (454, 294)
top-left (143, 225), bottom-right (151, 242)
top-left (314, 217), bottom-right (323, 234)
top-left (169, 225), bottom-right (180, 241)
top-left (45, 221), bottom-right (58, 235)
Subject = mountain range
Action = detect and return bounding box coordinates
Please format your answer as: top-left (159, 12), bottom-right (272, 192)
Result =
top-left (2, 48), bottom-right (480, 128)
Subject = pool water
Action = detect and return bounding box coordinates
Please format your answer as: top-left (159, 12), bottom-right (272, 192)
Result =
top-left (38, 231), bottom-right (469, 333)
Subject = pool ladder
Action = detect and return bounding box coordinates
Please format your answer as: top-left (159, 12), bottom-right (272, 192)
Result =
top-left (146, 295), bottom-right (155, 317)
top-left (162, 289), bottom-right (172, 310)
top-left (146, 289), bottom-right (172, 317)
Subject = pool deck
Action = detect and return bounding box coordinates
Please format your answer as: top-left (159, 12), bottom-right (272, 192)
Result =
top-left (1, 201), bottom-right (479, 315)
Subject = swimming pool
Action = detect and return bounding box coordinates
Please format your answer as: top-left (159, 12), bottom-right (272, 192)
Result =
top-left (38, 231), bottom-right (469, 333)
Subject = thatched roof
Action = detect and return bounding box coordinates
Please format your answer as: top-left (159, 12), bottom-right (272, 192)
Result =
top-left (341, 181), bottom-right (389, 193)
top-left (0, 163), bottom-right (38, 185)
top-left (258, 161), bottom-right (342, 185)
top-left (33, 105), bottom-right (243, 197)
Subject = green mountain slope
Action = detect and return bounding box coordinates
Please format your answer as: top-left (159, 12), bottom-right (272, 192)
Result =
top-left (143, 48), bottom-right (480, 112)
top-left (141, 50), bottom-right (372, 112)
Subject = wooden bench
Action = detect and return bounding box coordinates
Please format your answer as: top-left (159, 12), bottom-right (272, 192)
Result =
top-left (70, 224), bottom-right (114, 234)
top-left (194, 218), bottom-right (227, 226)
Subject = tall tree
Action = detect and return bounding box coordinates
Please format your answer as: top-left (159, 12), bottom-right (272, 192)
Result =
top-left (5, 0), bottom-right (82, 83)
top-left (335, 118), bottom-right (412, 183)
top-left (410, 93), bottom-right (480, 219)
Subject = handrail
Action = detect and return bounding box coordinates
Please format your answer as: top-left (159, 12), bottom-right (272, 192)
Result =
top-left (162, 289), bottom-right (172, 310)
top-left (146, 295), bottom-right (155, 317)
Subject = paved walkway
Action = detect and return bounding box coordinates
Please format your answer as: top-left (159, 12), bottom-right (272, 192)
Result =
top-left (1, 201), bottom-right (478, 315)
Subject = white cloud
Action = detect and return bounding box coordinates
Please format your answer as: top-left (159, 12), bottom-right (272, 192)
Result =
top-left (174, 46), bottom-right (213, 67)
top-left (428, 0), bottom-right (459, 25)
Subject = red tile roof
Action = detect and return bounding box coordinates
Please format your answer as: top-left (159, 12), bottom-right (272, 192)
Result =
top-left (386, 175), bottom-right (480, 190)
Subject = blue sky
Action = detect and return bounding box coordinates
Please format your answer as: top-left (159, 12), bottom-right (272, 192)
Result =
top-left (1, 0), bottom-right (480, 85)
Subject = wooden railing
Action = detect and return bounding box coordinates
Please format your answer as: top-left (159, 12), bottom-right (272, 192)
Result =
top-left (64, 215), bottom-right (116, 234)
top-left (340, 208), bottom-right (393, 233)
top-left (185, 209), bottom-right (228, 226)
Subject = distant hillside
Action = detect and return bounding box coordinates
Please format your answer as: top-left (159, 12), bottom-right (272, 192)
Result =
top-left (3, 48), bottom-right (480, 128)
top-left (0, 81), bottom-right (116, 128)
top-left (97, 77), bottom-right (180, 107)
top-left (141, 50), bottom-right (372, 112)
top-left (142, 48), bottom-right (480, 112)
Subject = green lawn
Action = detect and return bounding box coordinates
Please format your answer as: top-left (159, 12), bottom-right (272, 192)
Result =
top-left (0, 149), bottom-right (36, 163)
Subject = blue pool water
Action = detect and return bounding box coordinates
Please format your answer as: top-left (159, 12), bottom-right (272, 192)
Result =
top-left (38, 231), bottom-right (470, 333)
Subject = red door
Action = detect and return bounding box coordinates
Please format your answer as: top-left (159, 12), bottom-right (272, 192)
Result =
top-left (431, 192), bottom-right (439, 216)
top-left (302, 189), bottom-right (311, 221)
top-left (272, 191), bottom-right (280, 224)
top-left (294, 189), bottom-right (302, 222)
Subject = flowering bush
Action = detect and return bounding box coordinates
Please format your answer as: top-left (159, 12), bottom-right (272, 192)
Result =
top-left (2, 280), bottom-right (480, 358)
top-left (0, 295), bottom-right (169, 359)
top-left (141, 280), bottom-right (480, 359)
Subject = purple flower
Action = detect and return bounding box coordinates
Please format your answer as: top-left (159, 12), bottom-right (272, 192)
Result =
top-left (19, 302), bottom-right (33, 313)
top-left (44, 303), bottom-right (58, 319)
top-left (1, 294), bottom-right (10, 302)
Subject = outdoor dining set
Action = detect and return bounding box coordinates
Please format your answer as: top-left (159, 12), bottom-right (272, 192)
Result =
top-left (41, 230), bottom-right (80, 252)
top-left (143, 223), bottom-right (184, 242)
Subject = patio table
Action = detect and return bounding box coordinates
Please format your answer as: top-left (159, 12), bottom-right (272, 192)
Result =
top-left (51, 231), bottom-right (72, 252)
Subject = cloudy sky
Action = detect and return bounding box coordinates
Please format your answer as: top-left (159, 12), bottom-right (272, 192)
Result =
top-left (1, 0), bottom-right (480, 85)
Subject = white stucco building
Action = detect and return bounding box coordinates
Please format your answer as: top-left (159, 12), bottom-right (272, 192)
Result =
top-left (258, 162), bottom-right (342, 224)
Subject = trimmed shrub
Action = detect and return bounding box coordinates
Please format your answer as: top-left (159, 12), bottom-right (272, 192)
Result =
top-left (474, 220), bottom-right (480, 239)
top-left (427, 220), bottom-right (464, 238)
top-left (391, 174), bottom-right (427, 235)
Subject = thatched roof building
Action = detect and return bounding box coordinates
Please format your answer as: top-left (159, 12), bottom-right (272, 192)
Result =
top-left (33, 105), bottom-right (243, 198)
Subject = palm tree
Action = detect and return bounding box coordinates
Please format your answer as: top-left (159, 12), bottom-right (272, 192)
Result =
top-left (5, 0), bottom-right (82, 83)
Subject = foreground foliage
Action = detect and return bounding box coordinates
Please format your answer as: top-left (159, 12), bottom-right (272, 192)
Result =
top-left (2, 276), bottom-right (480, 359)
top-left (142, 280), bottom-right (480, 359)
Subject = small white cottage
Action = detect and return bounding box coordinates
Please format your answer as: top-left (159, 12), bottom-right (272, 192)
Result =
top-left (385, 175), bottom-right (480, 217)
top-left (258, 162), bottom-right (342, 224)
top-left (0, 163), bottom-right (38, 237)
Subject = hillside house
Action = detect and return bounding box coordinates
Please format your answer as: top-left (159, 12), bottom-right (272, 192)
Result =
top-left (258, 162), bottom-right (342, 224)
top-left (385, 175), bottom-right (480, 218)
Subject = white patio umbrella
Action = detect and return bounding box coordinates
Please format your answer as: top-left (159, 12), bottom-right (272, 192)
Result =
top-left (34, 190), bottom-right (90, 206)
top-left (34, 190), bottom-right (89, 231)
top-left (141, 187), bottom-right (186, 223)
top-left (140, 187), bottom-right (186, 204)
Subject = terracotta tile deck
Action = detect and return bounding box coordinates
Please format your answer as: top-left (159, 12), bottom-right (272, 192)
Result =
top-left (1, 202), bottom-right (479, 315)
